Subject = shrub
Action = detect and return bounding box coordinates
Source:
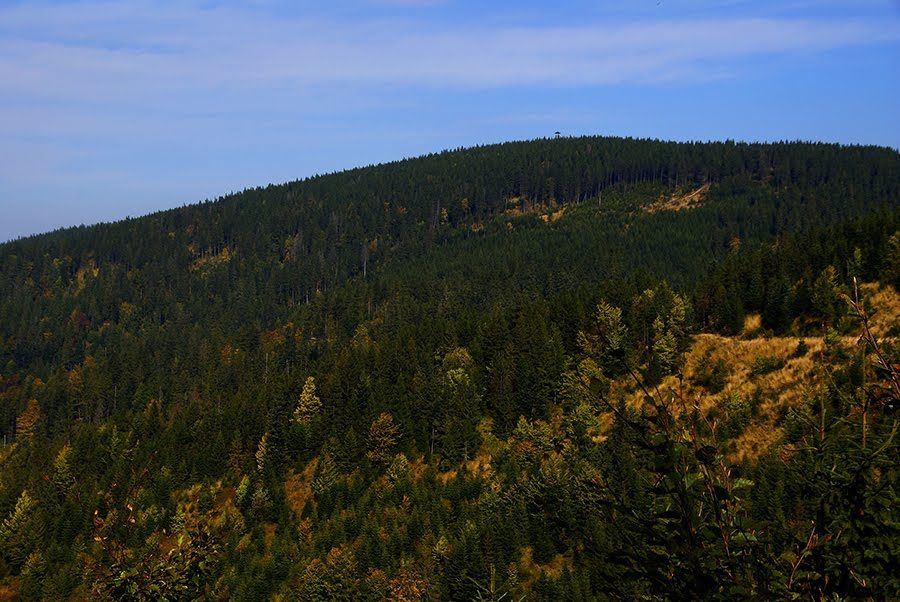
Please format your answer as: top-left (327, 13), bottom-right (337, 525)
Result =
top-left (693, 355), bottom-right (729, 393)
top-left (751, 355), bottom-right (785, 376)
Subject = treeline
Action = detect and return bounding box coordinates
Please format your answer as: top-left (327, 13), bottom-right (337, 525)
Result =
top-left (697, 209), bottom-right (900, 334)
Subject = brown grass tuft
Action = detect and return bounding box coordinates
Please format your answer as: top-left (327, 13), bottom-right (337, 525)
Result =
top-left (743, 313), bottom-right (762, 334)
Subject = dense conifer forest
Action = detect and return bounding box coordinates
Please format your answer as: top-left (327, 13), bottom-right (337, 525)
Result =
top-left (1, 136), bottom-right (898, 600)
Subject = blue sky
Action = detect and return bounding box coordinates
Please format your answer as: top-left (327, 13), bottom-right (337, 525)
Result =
top-left (1, 0), bottom-right (898, 243)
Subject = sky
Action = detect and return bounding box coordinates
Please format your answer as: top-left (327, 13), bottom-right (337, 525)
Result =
top-left (1, 0), bottom-right (898, 243)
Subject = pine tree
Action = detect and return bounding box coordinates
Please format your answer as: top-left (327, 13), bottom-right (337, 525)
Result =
top-left (651, 315), bottom-right (678, 379)
top-left (255, 431), bottom-right (270, 474)
top-left (312, 451), bottom-right (339, 495)
top-left (293, 376), bottom-right (321, 426)
top-left (811, 265), bottom-right (841, 326)
top-left (235, 475), bottom-right (252, 510)
top-left (0, 490), bottom-right (42, 569)
top-left (52, 444), bottom-right (75, 493)
top-left (367, 413), bottom-right (400, 463)
top-left (881, 231), bottom-right (900, 289)
top-left (15, 398), bottom-right (41, 443)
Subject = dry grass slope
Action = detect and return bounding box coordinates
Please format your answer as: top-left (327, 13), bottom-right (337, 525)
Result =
top-left (643, 183), bottom-right (710, 214)
top-left (622, 283), bottom-right (899, 462)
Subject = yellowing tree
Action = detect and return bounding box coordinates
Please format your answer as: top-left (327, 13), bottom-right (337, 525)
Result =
top-left (388, 562), bottom-right (427, 601)
top-left (255, 431), bottom-right (270, 473)
top-left (293, 376), bottom-right (321, 425)
top-left (0, 489), bottom-right (41, 568)
top-left (15, 398), bottom-right (41, 442)
top-left (367, 413), bottom-right (400, 462)
top-left (52, 444), bottom-right (75, 492)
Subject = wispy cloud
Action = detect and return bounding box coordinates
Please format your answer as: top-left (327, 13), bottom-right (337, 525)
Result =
top-left (1, 2), bottom-right (897, 108)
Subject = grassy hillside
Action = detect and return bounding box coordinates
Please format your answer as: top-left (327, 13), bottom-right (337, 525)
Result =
top-left (618, 283), bottom-right (900, 463)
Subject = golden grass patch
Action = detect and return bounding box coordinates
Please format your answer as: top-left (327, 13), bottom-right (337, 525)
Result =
top-left (614, 283), bottom-right (900, 462)
top-left (643, 183), bottom-right (710, 214)
top-left (861, 283), bottom-right (900, 337)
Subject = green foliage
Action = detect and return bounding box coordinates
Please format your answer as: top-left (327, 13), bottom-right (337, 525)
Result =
top-left (593, 391), bottom-right (774, 599)
top-left (367, 413), bottom-right (401, 463)
top-left (750, 354), bottom-right (785, 376)
top-left (91, 526), bottom-right (221, 602)
top-left (312, 452), bottom-right (339, 496)
top-left (385, 453), bottom-right (411, 484)
top-left (559, 357), bottom-right (609, 410)
top-left (19, 550), bottom-right (49, 601)
top-left (811, 265), bottom-right (846, 326)
top-left (235, 475), bottom-right (252, 510)
top-left (881, 231), bottom-right (900, 289)
top-left (578, 300), bottom-right (628, 375)
top-left (693, 354), bottom-right (729, 393)
top-left (250, 482), bottom-right (272, 519)
top-left (51, 443), bottom-right (75, 493)
top-left (720, 390), bottom-right (752, 438)
top-left (437, 347), bottom-right (484, 464)
top-left (255, 431), bottom-right (270, 474)
top-left (295, 545), bottom-right (361, 601)
top-left (651, 315), bottom-right (679, 378)
top-left (0, 490), bottom-right (42, 570)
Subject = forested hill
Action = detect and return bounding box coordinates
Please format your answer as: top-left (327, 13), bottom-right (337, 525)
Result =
top-left (1, 137), bottom-right (899, 600)
top-left (2, 138), bottom-right (897, 369)
top-left (5, 138), bottom-right (898, 288)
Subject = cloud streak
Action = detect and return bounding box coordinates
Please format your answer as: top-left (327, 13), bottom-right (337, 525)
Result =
top-left (1, 2), bottom-right (897, 107)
